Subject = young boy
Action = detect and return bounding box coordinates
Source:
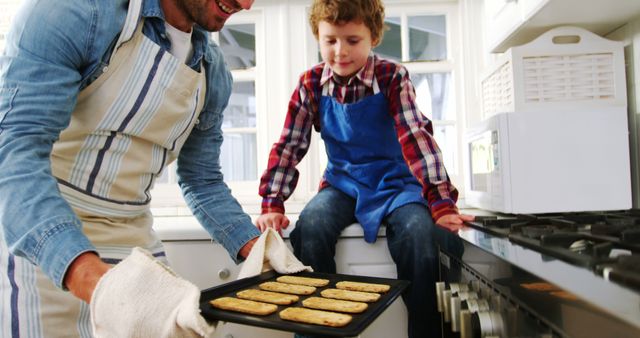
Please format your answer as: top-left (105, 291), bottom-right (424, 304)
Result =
top-left (257, 0), bottom-right (473, 337)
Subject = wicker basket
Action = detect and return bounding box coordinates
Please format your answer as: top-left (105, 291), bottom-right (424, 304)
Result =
top-left (481, 26), bottom-right (627, 119)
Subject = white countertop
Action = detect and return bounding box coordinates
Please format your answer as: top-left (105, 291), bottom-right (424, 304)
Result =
top-left (152, 214), bottom-right (385, 241)
top-left (152, 207), bottom-right (488, 241)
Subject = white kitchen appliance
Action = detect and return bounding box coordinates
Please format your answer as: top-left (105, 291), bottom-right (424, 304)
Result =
top-left (463, 108), bottom-right (632, 214)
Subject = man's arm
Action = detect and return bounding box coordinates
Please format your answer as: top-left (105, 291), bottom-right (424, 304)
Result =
top-left (176, 43), bottom-right (260, 261)
top-left (0, 0), bottom-right (105, 289)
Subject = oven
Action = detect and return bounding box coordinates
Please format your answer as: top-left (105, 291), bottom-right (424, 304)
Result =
top-left (436, 210), bottom-right (640, 338)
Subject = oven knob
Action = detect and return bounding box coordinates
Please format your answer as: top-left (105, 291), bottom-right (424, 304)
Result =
top-left (462, 298), bottom-right (490, 313)
top-left (475, 311), bottom-right (505, 337)
top-left (457, 291), bottom-right (479, 301)
top-left (450, 282), bottom-right (470, 294)
top-left (218, 268), bottom-right (231, 280)
top-left (460, 309), bottom-right (481, 338)
top-left (450, 296), bottom-right (462, 332)
top-left (443, 290), bottom-right (452, 323)
top-left (436, 282), bottom-right (446, 313)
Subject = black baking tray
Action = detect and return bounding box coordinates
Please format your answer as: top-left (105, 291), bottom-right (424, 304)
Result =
top-left (199, 270), bottom-right (410, 337)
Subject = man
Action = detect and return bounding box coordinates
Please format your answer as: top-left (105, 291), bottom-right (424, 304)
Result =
top-left (0, 0), bottom-right (258, 336)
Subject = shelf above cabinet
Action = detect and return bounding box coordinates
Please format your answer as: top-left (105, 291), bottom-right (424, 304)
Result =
top-left (487, 0), bottom-right (640, 53)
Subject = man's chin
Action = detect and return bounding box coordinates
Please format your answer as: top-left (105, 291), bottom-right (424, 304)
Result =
top-left (198, 18), bottom-right (227, 32)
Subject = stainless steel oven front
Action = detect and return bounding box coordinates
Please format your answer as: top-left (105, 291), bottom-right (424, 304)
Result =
top-left (436, 211), bottom-right (640, 338)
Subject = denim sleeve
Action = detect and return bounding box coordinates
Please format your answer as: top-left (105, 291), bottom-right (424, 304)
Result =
top-left (176, 44), bottom-right (260, 263)
top-left (0, 0), bottom-right (114, 289)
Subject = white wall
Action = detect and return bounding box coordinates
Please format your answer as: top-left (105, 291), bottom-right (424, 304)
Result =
top-left (610, 15), bottom-right (640, 208)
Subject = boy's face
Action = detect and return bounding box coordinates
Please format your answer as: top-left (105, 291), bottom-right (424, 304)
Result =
top-left (318, 20), bottom-right (376, 80)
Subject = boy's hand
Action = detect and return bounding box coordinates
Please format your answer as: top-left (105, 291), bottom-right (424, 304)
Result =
top-left (256, 212), bottom-right (290, 235)
top-left (435, 214), bottom-right (475, 233)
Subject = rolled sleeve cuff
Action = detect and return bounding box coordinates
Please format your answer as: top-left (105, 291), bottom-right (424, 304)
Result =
top-left (221, 220), bottom-right (261, 264)
top-left (430, 199), bottom-right (459, 222)
top-left (261, 197), bottom-right (285, 214)
top-left (33, 219), bottom-right (96, 290)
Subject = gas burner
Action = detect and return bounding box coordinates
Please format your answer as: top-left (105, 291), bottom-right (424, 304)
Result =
top-left (466, 210), bottom-right (640, 281)
top-left (597, 254), bottom-right (640, 291)
top-left (520, 225), bottom-right (556, 239)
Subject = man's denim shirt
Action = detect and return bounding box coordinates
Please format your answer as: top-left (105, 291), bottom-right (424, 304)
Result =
top-left (0, 0), bottom-right (260, 288)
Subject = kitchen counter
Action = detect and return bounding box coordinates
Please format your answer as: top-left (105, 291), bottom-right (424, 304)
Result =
top-left (152, 213), bottom-right (388, 240)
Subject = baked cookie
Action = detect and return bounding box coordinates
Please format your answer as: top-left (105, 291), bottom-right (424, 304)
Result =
top-left (302, 296), bottom-right (368, 313)
top-left (279, 307), bottom-right (352, 327)
top-left (335, 281), bottom-right (390, 293)
top-left (236, 289), bottom-right (299, 305)
top-left (276, 275), bottom-right (330, 287)
top-left (210, 297), bottom-right (277, 315)
top-left (320, 288), bottom-right (381, 303)
top-left (259, 281), bottom-right (316, 295)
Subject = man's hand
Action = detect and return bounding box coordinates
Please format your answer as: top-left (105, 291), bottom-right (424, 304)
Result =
top-left (436, 213), bottom-right (475, 233)
top-left (256, 212), bottom-right (290, 235)
top-left (64, 252), bottom-right (111, 303)
top-left (91, 248), bottom-right (214, 337)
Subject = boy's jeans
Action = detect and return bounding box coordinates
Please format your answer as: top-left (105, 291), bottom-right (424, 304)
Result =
top-left (290, 187), bottom-right (463, 338)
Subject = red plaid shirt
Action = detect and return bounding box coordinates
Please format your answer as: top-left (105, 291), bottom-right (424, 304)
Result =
top-left (259, 54), bottom-right (459, 221)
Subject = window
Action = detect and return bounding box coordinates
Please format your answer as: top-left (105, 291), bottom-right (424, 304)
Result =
top-left (373, 5), bottom-right (463, 184)
top-left (153, 1), bottom-right (465, 214)
top-left (0, 0), bottom-right (23, 54)
top-left (217, 24), bottom-right (259, 182)
top-left (151, 13), bottom-right (266, 210)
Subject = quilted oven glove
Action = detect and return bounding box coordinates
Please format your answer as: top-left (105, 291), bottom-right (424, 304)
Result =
top-left (237, 228), bottom-right (312, 279)
top-left (90, 247), bottom-right (214, 338)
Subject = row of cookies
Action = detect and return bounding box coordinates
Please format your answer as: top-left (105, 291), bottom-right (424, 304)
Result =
top-left (210, 276), bottom-right (390, 327)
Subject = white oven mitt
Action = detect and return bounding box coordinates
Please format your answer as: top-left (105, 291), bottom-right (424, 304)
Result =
top-left (237, 228), bottom-right (312, 279)
top-left (90, 247), bottom-right (214, 338)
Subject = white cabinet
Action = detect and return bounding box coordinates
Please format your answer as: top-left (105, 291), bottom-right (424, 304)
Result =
top-left (160, 225), bottom-right (408, 338)
top-left (484, 0), bottom-right (548, 53)
top-left (484, 0), bottom-right (640, 52)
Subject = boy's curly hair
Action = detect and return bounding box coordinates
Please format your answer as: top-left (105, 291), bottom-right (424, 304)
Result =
top-left (309, 0), bottom-right (386, 45)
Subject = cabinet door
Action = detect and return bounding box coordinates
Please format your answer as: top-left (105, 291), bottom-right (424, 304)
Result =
top-left (484, 0), bottom-right (551, 52)
top-left (162, 241), bottom-right (240, 289)
top-left (334, 238), bottom-right (408, 338)
top-left (519, 0), bottom-right (548, 20)
top-left (484, 0), bottom-right (522, 51)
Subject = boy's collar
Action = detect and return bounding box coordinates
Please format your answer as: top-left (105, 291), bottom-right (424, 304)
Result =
top-left (320, 54), bottom-right (376, 87)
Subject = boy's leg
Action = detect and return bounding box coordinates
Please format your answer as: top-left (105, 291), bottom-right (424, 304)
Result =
top-left (290, 186), bottom-right (357, 273)
top-left (290, 187), bottom-right (356, 338)
top-left (384, 203), bottom-right (461, 338)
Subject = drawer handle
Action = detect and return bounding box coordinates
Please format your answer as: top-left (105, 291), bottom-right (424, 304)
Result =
top-left (218, 268), bottom-right (231, 280)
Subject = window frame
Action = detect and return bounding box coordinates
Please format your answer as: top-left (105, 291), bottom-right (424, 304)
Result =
top-left (381, 2), bottom-right (465, 188)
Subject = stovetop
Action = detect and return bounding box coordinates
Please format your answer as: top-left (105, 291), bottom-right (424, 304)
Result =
top-left (464, 210), bottom-right (640, 291)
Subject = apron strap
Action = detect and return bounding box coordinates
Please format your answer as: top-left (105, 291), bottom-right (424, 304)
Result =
top-left (111, 0), bottom-right (143, 63)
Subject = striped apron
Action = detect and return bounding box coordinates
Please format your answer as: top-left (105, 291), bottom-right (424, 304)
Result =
top-left (0, 0), bottom-right (207, 336)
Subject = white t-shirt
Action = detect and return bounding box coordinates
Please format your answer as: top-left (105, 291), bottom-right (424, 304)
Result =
top-left (164, 22), bottom-right (194, 64)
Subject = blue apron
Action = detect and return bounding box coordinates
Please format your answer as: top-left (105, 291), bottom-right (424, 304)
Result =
top-left (319, 77), bottom-right (425, 243)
